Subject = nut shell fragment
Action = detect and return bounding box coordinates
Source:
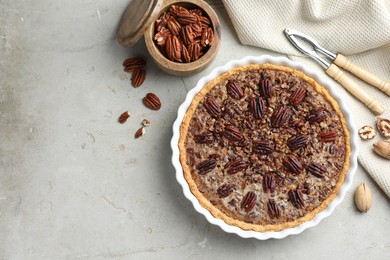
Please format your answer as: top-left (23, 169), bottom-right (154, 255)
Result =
top-left (358, 125), bottom-right (376, 140)
top-left (354, 183), bottom-right (372, 213)
top-left (376, 118), bottom-right (390, 138)
top-left (373, 140), bottom-right (390, 159)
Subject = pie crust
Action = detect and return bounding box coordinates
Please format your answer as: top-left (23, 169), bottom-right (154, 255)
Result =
top-left (178, 64), bottom-right (350, 232)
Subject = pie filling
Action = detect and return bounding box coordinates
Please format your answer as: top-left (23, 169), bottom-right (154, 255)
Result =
top-left (179, 64), bottom-right (350, 231)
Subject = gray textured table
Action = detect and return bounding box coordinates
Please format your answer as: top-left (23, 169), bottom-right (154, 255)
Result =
top-left (1, 1), bottom-right (389, 259)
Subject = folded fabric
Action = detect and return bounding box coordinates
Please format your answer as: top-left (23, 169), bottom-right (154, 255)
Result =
top-left (222, 0), bottom-right (390, 197)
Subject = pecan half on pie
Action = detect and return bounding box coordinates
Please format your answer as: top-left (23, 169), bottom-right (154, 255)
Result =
top-left (179, 64), bottom-right (350, 232)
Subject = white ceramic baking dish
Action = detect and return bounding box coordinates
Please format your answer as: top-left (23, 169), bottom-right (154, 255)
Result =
top-left (170, 55), bottom-right (358, 240)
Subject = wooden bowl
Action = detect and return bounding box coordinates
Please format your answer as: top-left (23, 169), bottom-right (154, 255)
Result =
top-left (144, 0), bottom-right (220, 76)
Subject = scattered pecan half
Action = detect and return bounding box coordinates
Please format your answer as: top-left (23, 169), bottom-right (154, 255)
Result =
top-left (217, 184), bottom-right (234, 198)
top-left (135, 127), bottom-right (145, 139)
top-left (289, 88), bottom-right (307, 106)
top-left (118, 111), bottom-right (130, 124)
top-left (289, 189), bottom-right (305, 209)
top-left (283, 154), bottom-right (303, 174)
top-left (287, 135), bottom-right (308, 151)
top-left (225, 159), bottom-right (247, 174)
top-left (241, 191), bottom-right (257, 212)
top-left (203, 97), bottom-right (221, 118)
top-left (123, 57), bottom-right (146, 72)
top-left (267, 199), bottom-right (280, 219)
top-left (197, 158), bottom-right (217, 175)
top-left (143, 93), bottom-right (161, 110)
top-left (307, 163), bottom-right (327, 178)
top-left (226, 80), bottom-right (244, 100)
top-left (271, 106), bottom-right (291, 128)
top-left (131, 69), bottom-right (146, 88)
top-left (263, 173), bottom-right (276, 193)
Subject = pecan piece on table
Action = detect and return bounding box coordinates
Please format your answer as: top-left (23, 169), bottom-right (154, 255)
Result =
top-left (225, 159), bottom-right (247, 175)
top-left (197, 158), bottom-right (217, 175)
top-left (143, 93), bottom-right (161, 110)
top-left (289, 87), bottom-right (307, 106)
top-left (226, 80), bottom-right (244, 100)
top-left (217, 184), bottom-right (234, 198)
top-left (241, 191), bottom-right (257, 212)
top-left (307, 163), bottom-right (327, 178)
top-left (287, 135), bottom-right (308, 151)
top-left (123, 57), bottom-right (146, 72)
top-left (135, 127), bottom-right (145, 139)
top-left (306, 107), bottom-right (327, 123)
top-left (222, 125), bottom-right (243, 141)
top-left (283, 154), bottom-right (303, 174)
top-left (271, 106), bottom-right (291, 128)
top-left (263, 173), bottom-right (276, 193)
top-left (118, 111), bottom-right (130, 124)
top-left (203, 97), bottom-right (221, 118)
top-left (318, 130), bottom-right (338, 142)
top-left (252, 140), bottom-right (274, 155)
top-left (249, 97), bottom-right (266, 119)
top-left (194, 132), bottom-right (214, 144)
top-left (131, 69), bottom-right (146, 88)
top-left (267, 199), bottom-right (280, 219)
top-left (289, 189), bottom-right (305, 209)
top-left (259, 78), bottom-right (273, 98)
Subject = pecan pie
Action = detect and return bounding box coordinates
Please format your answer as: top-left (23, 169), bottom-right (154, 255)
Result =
top-left (178, 64), bottom-right (351, 232)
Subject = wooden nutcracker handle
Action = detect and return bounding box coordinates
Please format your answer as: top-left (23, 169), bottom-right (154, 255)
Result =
top-left (334, 54), bottom-right (390, 96)
top-left (326, 64), bottom-right (385, 115)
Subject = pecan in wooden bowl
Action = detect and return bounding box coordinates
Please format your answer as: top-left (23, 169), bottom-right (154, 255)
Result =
top-left (171, 55), bottom-right (358, 239)
top-left (117, 0), bottom-right (220, 77)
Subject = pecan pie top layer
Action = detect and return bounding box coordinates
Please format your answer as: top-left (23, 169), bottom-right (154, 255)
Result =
top-left (179, 64), bottom-right (350, 232)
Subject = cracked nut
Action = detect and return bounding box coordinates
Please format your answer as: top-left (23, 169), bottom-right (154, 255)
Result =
top-left (358, 125), bottom-right (376, 140)
top-left (354, 183), bottom-right (372, 213)
top-left (376, 118), bottom-right (390, 138)
top-left (373, 140), bottom-right (390, 159)
top-left (142, 119), bottom-right (151, 127)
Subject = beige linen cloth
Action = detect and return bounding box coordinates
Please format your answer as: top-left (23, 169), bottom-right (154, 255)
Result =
top-left (222, 0), bottom-right (390, 197)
